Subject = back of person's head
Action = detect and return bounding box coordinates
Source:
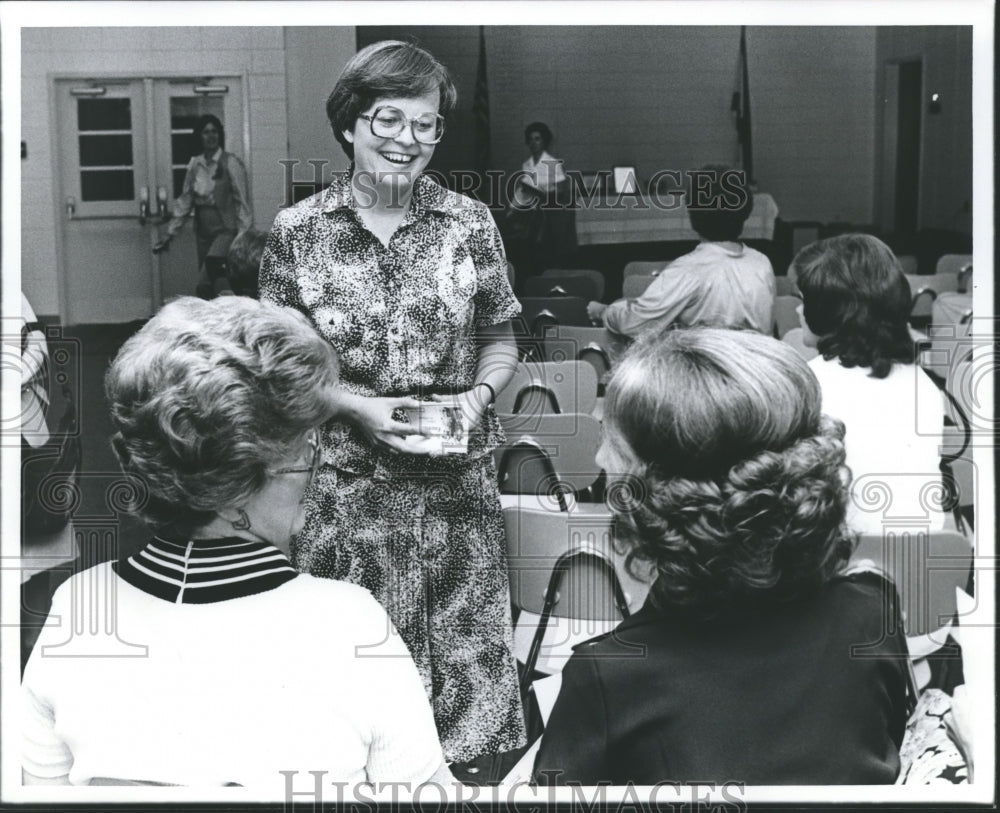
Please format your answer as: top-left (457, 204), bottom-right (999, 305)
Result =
top-left (106, 297), bottom-right (339, 537)
top-left (524, 122), bottom-right (553, 149)
top-left (226, 229), bottom-right (269, 298)
top-left (686, 165), bottom-right (753, 242)
top-left (604, 327), bottom-right (852, 618)
top-left (327, 40), bottom-right (457, 160)
top-left (195, 113), bottom-right (225, 149)
top-left (793, 233), bottom-right (914, 378)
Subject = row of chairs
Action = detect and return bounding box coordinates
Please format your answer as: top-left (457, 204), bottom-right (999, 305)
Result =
top-left (523, 253), bottom-right (972, 303)
top-left (503, 501), bottom-right (974, 713)
top-left (491, 343), bottom-right (976, 728)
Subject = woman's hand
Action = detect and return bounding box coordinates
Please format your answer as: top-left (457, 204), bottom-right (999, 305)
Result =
top-left (336, 391), bottom-right (434, 456)
top-left (152, 236), bottom-right (172, 254)
top-left (587, 301), bottom-right (608, 325)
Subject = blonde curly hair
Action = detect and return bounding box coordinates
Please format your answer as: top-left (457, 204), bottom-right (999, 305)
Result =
top-left (604, 327), bottom-right (854, 618)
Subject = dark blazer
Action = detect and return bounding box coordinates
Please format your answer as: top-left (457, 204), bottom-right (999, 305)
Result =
top-left (533, 572), bottom-right (910, 786)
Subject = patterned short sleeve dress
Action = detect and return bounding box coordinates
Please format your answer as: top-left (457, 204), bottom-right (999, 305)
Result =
top-left (259, 171), bottom-right (526, 763)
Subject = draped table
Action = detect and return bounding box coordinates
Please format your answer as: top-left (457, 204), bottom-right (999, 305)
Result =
top-left (575, 192), bottom-right (779, 246)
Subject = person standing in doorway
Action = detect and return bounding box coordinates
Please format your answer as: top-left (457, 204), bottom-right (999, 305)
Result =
top-left (153, 114), bottom-right (254, 298)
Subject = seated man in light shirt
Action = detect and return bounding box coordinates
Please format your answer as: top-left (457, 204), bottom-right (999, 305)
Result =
top-left (588, 167), bottom-right (775, 339)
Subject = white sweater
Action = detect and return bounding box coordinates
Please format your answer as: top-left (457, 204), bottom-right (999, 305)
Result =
top-left (21, 539), bottom-right (444, 791)
top-left (809, 357), bottom-right (947, 534)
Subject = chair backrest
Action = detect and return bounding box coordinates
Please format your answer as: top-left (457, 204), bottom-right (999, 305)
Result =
top-left (850, 530), bottom-right (973, 638)
top-left (897, 254), bottom-right (918, 275)
top-left (907, 274), bottom-right (962, 328)
top-left (517, 297), bottom-right (591, 335)
top-left (774, 276), bottom-right (799, 297)
top-left (495, 360), bottom-right (599, 416)
top-left (773, 294), bottom-right (802, 338)
top-left (781, 327), bottom-right (819, 361)
top-left (496, 440), bottom-right (573, 511)
top-left (524, 274), bottom-right (600, 301)
top-left (622, 260), bottom-right (667, 279)
top-left (540, 268), bottom-right (606, 301)
top-left (622, 274), bottom-right (656, 300)
top-left (915, 273), bottom-right (960, 295)
top-left (540, 325), bottom-right (626, 387)
top-left (503, 505), bottom-right (652, 619)
top-left (935, 254), bottom-right (973, 277)
top-left (956, 264), bottom-right (973, 294)
top-left (910, 287), bottom-right (938, 324)
top-left (496, 412), bottom-right (603, 495)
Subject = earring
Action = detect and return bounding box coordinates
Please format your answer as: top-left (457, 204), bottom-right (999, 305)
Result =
top-left (231, 509), bottom-right (252, 531)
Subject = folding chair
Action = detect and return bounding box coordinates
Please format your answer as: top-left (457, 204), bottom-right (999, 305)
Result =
top-left (503, 505), bottom-right (652, 692)
top-left (540, 325), bottom-right (624, 394)
top-left (940, 359), bottom-right (977, 533)
top-left (850, 530), bottom-right (973, 640)
top-left (621, 274), bottom-right (655, 300)
top-left (515, 296), bottom-right (592, 361)
top-left (524, 275), bottom-right (600, 301)
top-left (935, 254), bottom-right (973, 277)
top-left (495, 412), bottom-right (603, 507)
top-left (774, 276), bottom-right (799, 297)
top-left (956, 264), bottom-right (973, 294)
top-left (907, 277), bottom-right (941, 331)
top-left (622, 260), bottom-right (667, 279)
top-left (540, 268), bottom-right (606, 301)
top-left (897, 254), bottom-right (918, 275)
top-left (773, 294), bottom-right (802, 339)
top-left (495, 360), bottom-right (599, 417)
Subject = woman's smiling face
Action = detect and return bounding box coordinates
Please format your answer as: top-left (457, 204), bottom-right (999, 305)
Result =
top-left (345, 92), bottom-right (439, 191)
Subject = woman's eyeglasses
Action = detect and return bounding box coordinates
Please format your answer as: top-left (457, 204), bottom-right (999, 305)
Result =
top-left (269, 430), bottom-right (322, 490)
top-left (358, 106), bottom-right (445, 145)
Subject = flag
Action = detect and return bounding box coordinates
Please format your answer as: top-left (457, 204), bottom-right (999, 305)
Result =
top-left (473, 26), bottom-right (491, 191)
top-left (730, 26), bottom-right (754, 183)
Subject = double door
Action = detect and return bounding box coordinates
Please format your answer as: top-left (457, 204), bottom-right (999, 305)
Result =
top-left (55, 76), bottom-right (245, 324)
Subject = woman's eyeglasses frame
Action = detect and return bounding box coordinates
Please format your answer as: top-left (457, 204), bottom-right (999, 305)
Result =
top-left (358, 106), bottom-right (445, 145)
top-left (269, 430), bottom-right (322, 490)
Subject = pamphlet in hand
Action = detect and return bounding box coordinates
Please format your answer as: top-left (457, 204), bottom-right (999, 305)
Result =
top-left (403, 401), bottom-right (468, 455)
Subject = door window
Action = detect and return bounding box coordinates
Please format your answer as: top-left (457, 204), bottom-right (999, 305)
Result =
top-left (76, 97), bottom-right (136, 201)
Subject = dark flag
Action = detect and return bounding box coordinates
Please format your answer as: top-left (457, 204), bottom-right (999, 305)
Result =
top-left (473, 26), bottom-right (491, 193)
top-left (730, 26), bottom-right (754, 183)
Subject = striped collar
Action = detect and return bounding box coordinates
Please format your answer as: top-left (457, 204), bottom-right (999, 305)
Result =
top-left (114, 537), bottom-right (298, 604)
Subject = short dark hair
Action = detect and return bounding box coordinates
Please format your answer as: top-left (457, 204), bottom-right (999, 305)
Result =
top-left (326, 40), bottom-right (457, 160)
top-left (686, 165), bottom-right (753, 242)
top-left (793, 233), bottom-right (915, 378)
top-left (604, 327), bottom-right (854, 620)
top-left (524, 122), bottom-right (553, 149)
top-left (194, 114), bottom-right (225, 149)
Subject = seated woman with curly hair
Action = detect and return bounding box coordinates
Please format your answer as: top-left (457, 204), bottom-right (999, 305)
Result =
top-left (533, 328), bottom-right (910, 786)
top-left (21, 297), bottom-right (451, 790)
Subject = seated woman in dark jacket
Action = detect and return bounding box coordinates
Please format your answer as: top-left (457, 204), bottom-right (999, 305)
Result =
top-left (534, 327), bottom-right (910, 786)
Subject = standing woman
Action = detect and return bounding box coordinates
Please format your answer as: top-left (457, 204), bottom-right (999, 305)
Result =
top-left (259, 41), bottom-right (526, 764)
top-left (506, 122), bottom-right (574, 285)
top-left (153, 114), bottom-right (254, 297)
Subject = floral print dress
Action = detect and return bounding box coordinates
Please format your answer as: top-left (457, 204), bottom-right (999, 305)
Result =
top-left (259, 171), bottom-right (525, 762)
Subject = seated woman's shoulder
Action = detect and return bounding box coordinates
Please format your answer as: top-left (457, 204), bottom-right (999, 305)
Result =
top-left (294, 573), bottom-right (380, 609)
